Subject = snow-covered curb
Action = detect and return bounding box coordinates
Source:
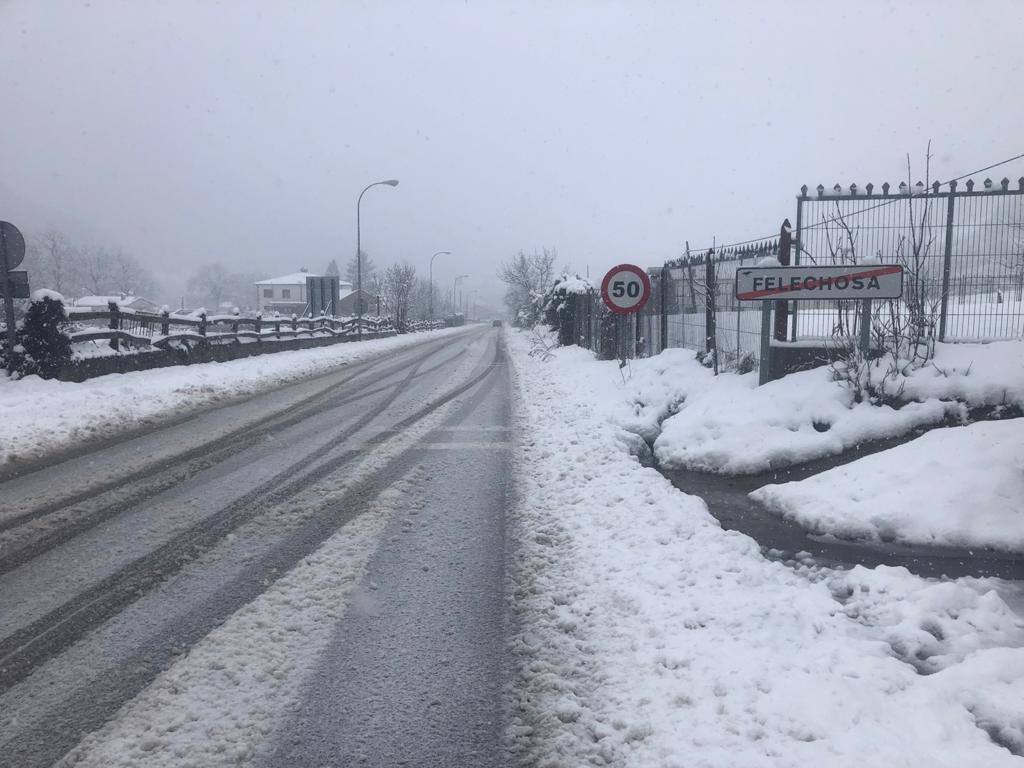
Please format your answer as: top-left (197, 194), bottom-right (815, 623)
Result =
top-left (0, 327), bottom-right (468, 467)
top-left (751, 419), bottom-right (1024, 552)
top-left (505, 329), bottom-right (1024, 766)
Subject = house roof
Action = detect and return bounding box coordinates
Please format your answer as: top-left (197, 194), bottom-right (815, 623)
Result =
top-left (75, 295), bottom-right (154, 307)
top-left (254, 272), bottom-right (318, 285)
top-left (254, 272), bottom-right (355, 288)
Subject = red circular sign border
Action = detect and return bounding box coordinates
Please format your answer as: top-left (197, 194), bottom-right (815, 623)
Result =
top-left (600, 263), bottom-right (652, 315)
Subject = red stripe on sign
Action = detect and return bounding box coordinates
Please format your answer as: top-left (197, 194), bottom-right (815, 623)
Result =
top-left (737, 265), bottom-right (902, 300)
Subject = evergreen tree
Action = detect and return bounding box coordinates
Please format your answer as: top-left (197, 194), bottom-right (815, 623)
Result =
top-left (324, 259), bottom-right (341, 277)
top-left (13, 292), bottom-right (72, 378)
top-left (345, 251), bottom-right (376, 285)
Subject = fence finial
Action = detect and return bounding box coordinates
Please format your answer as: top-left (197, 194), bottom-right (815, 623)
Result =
top-left (949, 179), bottom-right (958, 192)
top-left (850, 183), bottom-right (858, 195)
top-left (833, 183), bottom-right (842, 194)
top-left (865, 182), bottom-right (874, 195)
top-left (966, 179), bottom-right (975, 191)
top-left (914, 181), bottom-right (924, 194)
top-left (984, 177), bottom-right (993, 189)
top-left (1019, 177), bottom-right (1024, 191)
top-left (1001, 177), bottom-right (1010, 191)
top-left (898, 181), bottom-right (908, 194)
top-left (882, 182), bottom-right (890, 194)
top-left (816, 183), bottom-right (824, 197)
top-left (800, 184), bottom-right (808, 196)
top-left (932, 181), bottom-right (940, 194)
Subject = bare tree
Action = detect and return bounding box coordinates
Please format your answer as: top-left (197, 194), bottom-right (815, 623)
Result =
top-left (498, 248), bottom-right (556, 326)
top-left (382, 261), bottom-right (417, 328)
top-left (31, 229), bottom-right (78, 295)
top-left (186, 263), bottom-right (231, 310)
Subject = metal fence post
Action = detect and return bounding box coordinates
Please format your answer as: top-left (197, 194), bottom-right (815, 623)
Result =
top-left (704, 251), bottom-right (716, 356)
top-left (774, 219), bottom-right (791, 340)
top-left (758, 301), bottom-right (772, 385)
top-left (859, 299), bottom-right (872, 357)
top-left (791, 193), bottom-right (804, 341)
top-left (160, 308), bottom-right (170, 336)
top-left (660, 265), bottom-right (669, 353)
top-left (107, 300), bottom-right (119, 351)
top-left (938, 182), bottom-right (956, 342)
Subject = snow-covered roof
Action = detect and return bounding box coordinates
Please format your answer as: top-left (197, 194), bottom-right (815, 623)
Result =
top-left (254, 272), bottom-right (318, 285)
top-left (254, 272), bottom-right (355, 288)
top-left (75, 295), bottom-right (152, 307)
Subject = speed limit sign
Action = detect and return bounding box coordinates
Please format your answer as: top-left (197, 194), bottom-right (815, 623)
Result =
top-left (600, 264), bottom-right (651, 315)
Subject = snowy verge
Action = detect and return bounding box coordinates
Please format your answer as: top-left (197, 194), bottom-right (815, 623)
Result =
top-left (751, 418), bottom-right (1024, 551)
top-left (650, 339), bottom-right (1024, 474)
top-left (0, 327), bottom-right (468, 467)
top-left (506, 329), bottom-right (1024, 767)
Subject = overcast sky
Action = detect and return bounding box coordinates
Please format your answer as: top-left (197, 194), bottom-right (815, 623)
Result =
top-left (2, 0), bottom-right (1023, 308)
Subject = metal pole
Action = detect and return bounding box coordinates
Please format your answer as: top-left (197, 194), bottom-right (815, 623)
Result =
top-left (758, 301), bottom-right (772, 385)
top-left (1, 229), bottom-right (15, 373)
top-left (791, 195), bottom-right (804, 341)
top-left (938, 185), bottom-right (956, 342)
top-left (354, 179), bottom-right (399, 340)
top-left (659, 266), bottom-right (669, 353)
top-left (859, 299), bottom-right (872, 358)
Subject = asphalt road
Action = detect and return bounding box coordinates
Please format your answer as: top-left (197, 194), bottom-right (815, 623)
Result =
top-left (0, 326), bottom-right (511, 768)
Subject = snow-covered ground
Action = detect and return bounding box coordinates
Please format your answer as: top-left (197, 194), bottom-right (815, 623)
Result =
top-left (506, 329), bottom-right (1024, 766)
top-left (751, 419), bottom-right (1024, 552)
top-left (651, 338), bottom-right (1024, 474)
top-left (0, 327), bottom-right (467, 467)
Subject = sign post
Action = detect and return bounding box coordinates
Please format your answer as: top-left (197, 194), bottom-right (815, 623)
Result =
top-left (1, 222), bottom-right (27, 369)
top-left (601, 264), bottom-right (651, 361)
top-left (735, 263), bottom-right (904, 385)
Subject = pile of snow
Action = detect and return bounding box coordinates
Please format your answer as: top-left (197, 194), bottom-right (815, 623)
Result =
top-left (552, 273), bottom-right (594, 294)
top-left (0, 327), bottom-right (467, 467)
top-left (751, 419), bottom-right (1024, 551)
top-left (652, 339), bottom-right (1024, 474)
top-left (506, 330), bottom-right (1024, 766)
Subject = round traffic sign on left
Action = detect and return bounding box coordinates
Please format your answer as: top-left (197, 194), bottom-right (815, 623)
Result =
top-left (0, 222), bottom-right (26, 271)
top-left (601, 263), bottom-right (651, 315)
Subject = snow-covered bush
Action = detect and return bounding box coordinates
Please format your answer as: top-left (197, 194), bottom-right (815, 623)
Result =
top-left (7, 290), bottom-right (72, 378)
top-left (542, 274), bottom-right (594, 346)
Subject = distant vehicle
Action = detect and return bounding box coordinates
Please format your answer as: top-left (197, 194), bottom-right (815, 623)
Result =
top-left (492, 319), bottom-right (502, 327)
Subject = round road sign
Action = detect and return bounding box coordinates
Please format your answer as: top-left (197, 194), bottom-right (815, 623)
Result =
top-left (600, 263), bottom-right (651, 315)
top-left (0, 222), bottom-right (26, 271)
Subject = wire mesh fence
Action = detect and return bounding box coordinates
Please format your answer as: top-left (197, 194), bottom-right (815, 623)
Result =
top-left (556, 177), bottom-right (1023, 378)
top-left (794, 179), bottom-right (1024, 342)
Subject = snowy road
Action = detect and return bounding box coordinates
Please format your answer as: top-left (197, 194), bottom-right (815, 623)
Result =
top-left (0, 326), bottom-right (511, 768)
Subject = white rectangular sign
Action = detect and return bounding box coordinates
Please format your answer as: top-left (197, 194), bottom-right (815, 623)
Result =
top-left (735, 265), bottom-right (903, 301)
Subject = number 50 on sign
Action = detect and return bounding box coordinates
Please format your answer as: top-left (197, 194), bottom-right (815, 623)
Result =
top-left (601, 264), bottom-right (651, 315)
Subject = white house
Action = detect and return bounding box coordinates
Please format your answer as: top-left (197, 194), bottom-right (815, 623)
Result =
top-left (254, 270), bottom-right (353, 315)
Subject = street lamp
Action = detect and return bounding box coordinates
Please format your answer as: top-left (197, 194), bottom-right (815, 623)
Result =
top-left (429, 251), bottom-right (450, 321)
top-left (356, 179), bottom-right (399, 339)
top-left (453, 274), bottom-right (468, 319)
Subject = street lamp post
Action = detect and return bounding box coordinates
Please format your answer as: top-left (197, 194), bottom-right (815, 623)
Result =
top-left (453, 274), bottom-right (468, 319)
top-left (429, 251), bottom-right (450, 321)
top-left (356, 179), bottom-right (399, 339)
top-left (467, 289), bottom-right (479, 321)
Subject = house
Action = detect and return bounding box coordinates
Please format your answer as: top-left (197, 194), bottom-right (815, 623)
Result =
top-left (254, 270), bottom-right (353, 315)
top-left (337, 288), bottom-right (380, 317)
top-left (74, 294), bottom-right (162, 313)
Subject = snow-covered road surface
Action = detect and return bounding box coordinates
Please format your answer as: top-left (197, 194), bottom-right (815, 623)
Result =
top-left (0, 326), bottom-right (511, 768)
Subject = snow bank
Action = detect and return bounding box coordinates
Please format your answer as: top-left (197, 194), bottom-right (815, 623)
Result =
top-left (653, 358), bottom-right (951, 473)
top-left (0, 327), bottom-right (467, 467)
top-left (752, 419), bottom-right (1024, 551)
top-left (653, 339), bottom-right (1024, 474)
top-left (506, 330), bottom-right (1024, 766)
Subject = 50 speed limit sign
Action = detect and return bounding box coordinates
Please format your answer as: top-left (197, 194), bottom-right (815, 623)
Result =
top-left (600, 264), bottom-right (651, 315)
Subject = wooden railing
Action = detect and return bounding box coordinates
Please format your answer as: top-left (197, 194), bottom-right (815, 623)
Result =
top-left (66, 302), bottom-right (403, 352)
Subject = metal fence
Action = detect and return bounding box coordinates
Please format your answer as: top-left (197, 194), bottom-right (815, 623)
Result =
top-left (794, 178), bottom-right (1024, 342)
top-left (560, 177), bottom-right (1023, 376)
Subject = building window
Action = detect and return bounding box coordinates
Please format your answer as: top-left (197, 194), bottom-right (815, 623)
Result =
top-left (263, 289), bottom-right (273, 298)
top-left (281, 288), bottom-right (291, 299)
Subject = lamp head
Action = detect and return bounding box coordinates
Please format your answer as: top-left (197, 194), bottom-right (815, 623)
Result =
top-left (382, 179), bottom-right (399, 187)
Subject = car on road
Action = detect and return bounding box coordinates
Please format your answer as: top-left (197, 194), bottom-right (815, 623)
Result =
top-left (492, 319), bottom-right (502, 327)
